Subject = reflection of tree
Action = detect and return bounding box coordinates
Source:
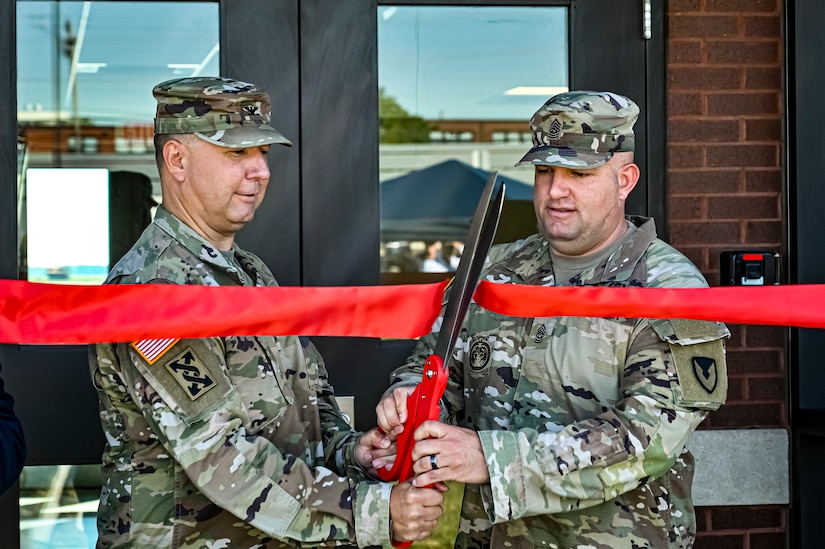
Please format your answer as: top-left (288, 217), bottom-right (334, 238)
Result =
top-left (379, 88), bottom-right (432, 143)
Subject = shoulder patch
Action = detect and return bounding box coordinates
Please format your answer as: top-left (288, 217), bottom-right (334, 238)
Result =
top-left (164, 347), bottom-right (217, 400)
top-left (692, 356), bottom-right (719, 393)
top-left (670, 339), bottom-right (728, 409)
top-left (132, 338), bottom-right (179, 364)
top-left (127, 338), bottom-right (233, 422)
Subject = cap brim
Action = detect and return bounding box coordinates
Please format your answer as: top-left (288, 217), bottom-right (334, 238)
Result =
top-left (194, 123), bottom-right (293, 148)
top-left (514, 146), bottom-right (612, 169)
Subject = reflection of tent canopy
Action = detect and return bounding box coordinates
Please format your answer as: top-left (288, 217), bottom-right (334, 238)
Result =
top-left (380, 159), bottom-right (535, 241)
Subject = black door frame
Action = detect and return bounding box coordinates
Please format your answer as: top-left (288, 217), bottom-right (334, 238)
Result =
top-left (788, 1), bottom-right (825, 547)
top-left (0, 1), bottom-right (664, 545)
top-left (293, 0), bottom-right (666, 430)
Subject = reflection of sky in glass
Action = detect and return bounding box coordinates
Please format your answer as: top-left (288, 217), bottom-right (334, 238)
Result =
top-left (378, 6), bottom-right (568, 120)
top-left (17, 3), bottom-right (567, 125)
top-left (17, 1), bottom-right (219, 125)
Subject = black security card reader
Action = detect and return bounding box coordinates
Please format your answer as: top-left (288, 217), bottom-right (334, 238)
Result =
top-left (720, 251), bottom-right (780, 286)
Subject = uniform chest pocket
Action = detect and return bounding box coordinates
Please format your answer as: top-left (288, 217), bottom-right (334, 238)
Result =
top-left (520, 346), bottom-right (555, 389)
top-left (226, 336), bottom-right (295, 433)
top-left (525, 318), bottom-right (632, 407)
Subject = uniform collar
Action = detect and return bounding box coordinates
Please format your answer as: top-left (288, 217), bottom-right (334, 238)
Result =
top-left (497, 216), bottom-right (658, 286)
top-left (152, 205), bottom-right (244, 274)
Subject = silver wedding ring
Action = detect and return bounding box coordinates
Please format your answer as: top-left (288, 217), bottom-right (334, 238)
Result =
top-left (430, 454), bottom-right (439, 470)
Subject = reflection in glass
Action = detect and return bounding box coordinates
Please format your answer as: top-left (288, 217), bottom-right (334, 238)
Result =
top-left (17, 138), bottom-right (29, 279)
top-left (26, 168), bottom-right (109, 284)
top-left (16, 2), bottom-right (218, 546)
top-left (19, 464), bottom-right (101, 549)
top-left (17, 1), bottom-right (219, 280)
top-left (377, 6), bottom-right (568, 280)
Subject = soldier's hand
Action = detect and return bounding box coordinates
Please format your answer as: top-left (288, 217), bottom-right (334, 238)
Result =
top-left (354, 428), bottom-right (395, 475)
top-left (389, 480), bottom-right (444, 542)
top-left (411, 420), bottom-right (490, 486)
top-left (375, 386), bottom-right (415, 438)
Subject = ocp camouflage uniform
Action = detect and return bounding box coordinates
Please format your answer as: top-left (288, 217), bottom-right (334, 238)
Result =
top-left (388, 216), bottom-right (729, 549)
top-left (90, 206), bottom-right (391, 548)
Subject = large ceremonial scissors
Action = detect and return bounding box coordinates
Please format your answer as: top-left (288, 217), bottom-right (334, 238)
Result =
top-left (378, 171), bottom-right (505, 494)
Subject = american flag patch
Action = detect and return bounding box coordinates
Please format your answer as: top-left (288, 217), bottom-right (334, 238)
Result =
top-left (131, 338), bottom-right (179, 365)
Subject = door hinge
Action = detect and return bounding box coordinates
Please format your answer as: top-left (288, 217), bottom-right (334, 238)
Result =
top-left (643, 0), bottom-right (652, 40)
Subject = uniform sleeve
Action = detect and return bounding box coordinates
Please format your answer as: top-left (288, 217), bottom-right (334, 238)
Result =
top-left (112, 337), bottom-right (393, 548)
top-left (477, 318), bottom-right (728, 523)
top-left (0, 366), bottom-right (26, 494)
top-left (299, 336), bottom-right (362, 475)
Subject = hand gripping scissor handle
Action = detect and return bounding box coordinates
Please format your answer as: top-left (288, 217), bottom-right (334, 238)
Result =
top-left (377, 354), bottom-right (447, 484)
top-left (376, 174), bottom-right (503, 548)
top-left (378, 355), bottom-right (447, 547)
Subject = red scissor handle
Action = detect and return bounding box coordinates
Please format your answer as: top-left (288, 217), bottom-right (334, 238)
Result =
top-left (378, 354), bottom-right (448, 548)
top-left (378, 354), bottom-right (447, 483)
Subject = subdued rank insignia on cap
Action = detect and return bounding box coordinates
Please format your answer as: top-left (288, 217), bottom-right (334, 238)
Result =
top-left (164, 348), bottom-right (216, 401)
top-left (692, 356), bottom-right (718, 394)
top-left (131, 338), bottom-right (179, 365)
top-left (547, 117), bottom-right (563, 140)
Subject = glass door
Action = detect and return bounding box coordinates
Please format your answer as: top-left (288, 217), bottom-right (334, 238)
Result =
top-left (378, 6), bottom-right (568, 283)
top-left (11, 3), bottom-right (219, 547)
top-left (1, 2), bottom-right (664, 547)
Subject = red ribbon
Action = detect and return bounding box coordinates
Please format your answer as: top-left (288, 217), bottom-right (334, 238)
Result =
top-left (3, 279), bottom-right (825, 346)
top-left (475, 281), bottom-right (825, 329)
top-left (0, 280), bottom-right (447, 344)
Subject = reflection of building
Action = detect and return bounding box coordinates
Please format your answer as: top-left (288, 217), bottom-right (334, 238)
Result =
top-left (18, 122), bottom-right (537, 187)
top-left (20, 120), bottom-right (527, 151)
top-left (19, 123), bottom-right (154, 154)
top-left (429, 119), bottom-right (530, 143)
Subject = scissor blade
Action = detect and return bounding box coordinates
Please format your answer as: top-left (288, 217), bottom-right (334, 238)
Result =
top-left (432, 173), bottom-right (505, 362)
top-left (375, 173), bottom-right (505, 490)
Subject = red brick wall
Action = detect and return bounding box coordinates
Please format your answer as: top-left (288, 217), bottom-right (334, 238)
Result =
top-left (695, 506), bottom-right (788, 548)
top-left (667, 1), bottom-right (787, 547)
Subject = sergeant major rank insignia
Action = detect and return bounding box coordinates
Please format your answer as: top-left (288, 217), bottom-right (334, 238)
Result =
top-left (535, 323), bottom-right (547, 344)
top-left (692, 356), bottom-right (718, 394)
top-left (547, 117), bottom-right (563, 140)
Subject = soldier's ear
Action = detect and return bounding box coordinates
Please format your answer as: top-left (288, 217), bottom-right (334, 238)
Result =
top-left (617, 161), bottom-right (639, 200)
top-left (163, 138), bottom-right (188, 183)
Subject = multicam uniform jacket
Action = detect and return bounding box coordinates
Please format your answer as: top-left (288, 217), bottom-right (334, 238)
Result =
top-left (389, 216), bottom-right (729, 549)
top-left (90, 206), bottom-right (392, 549)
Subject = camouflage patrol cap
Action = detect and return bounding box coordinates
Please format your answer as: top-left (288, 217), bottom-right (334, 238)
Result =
top-left (515, 90), bottom-right (638, 169)
top-left (153, 76), bottom-right (292, 148)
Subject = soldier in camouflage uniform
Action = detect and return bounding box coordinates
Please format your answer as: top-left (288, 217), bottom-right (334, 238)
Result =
top-left (89, 76), bottom-right (443, 548)
top-left (376, 91), bottom-right (729, 548)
